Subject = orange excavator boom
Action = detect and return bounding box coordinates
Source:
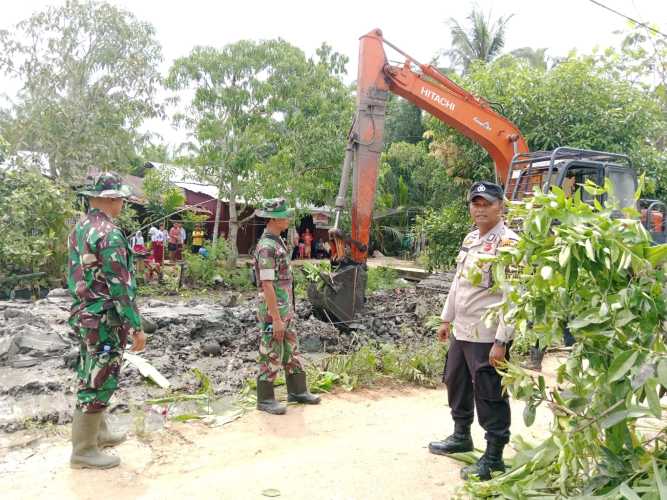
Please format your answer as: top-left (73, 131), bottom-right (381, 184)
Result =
top-left (310, 29), bottom-right (529, 326)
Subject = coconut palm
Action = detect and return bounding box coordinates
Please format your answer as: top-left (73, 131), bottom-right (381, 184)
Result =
top-left (445, 9), bottom-right (514, 72)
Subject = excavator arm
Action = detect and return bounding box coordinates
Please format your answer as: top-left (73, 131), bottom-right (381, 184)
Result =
top-left (309, 29), bottom-right (529, 326)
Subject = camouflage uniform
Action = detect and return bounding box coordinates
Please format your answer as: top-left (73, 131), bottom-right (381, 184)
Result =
top-left (254, 229), bottom-right (304, 382)
top-left (68, 174), bottom-right (140, 413)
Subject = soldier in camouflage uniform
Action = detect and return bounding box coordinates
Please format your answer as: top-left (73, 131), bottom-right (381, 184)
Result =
top-left (67, 172), bottom-right (146, 469)
top-left (253, 199), bottom-right (320, 414)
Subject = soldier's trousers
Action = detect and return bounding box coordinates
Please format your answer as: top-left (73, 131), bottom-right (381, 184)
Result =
top-left (443, 337), bottom-right (511, 444)
top-left (258, 321), bottom-right (304, 383)
top-left (74, 321), bottom-right (126, 413)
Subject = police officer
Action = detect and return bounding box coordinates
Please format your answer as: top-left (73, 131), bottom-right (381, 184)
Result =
top-left (253, 199), bottom-right (320, 414)
top-left (428, 181), bottom-right (518, 481)
top-left (67, 172), bottom-right (146, 469)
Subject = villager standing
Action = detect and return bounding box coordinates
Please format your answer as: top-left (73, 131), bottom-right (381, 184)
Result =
top-left (67, 172), bottom-right (146, 469)
top-left (151, 223), bottom-right (166, 265)
top-left (253, 199), bottom-right (320, 414)
top-left (192, 223), bottom-right (205, 254)
top-left (178, 223), bottom-right (186, 260)
top-left (168, 223), bottom-right (180, 261)
top-left (428, 182), bottom-right (518, 481)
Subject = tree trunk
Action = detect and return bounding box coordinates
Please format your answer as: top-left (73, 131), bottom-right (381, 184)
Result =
top-left (48, 152), bottom-right (58, 179)
top-left (212, 196), bottom-right (222, 244)
top-left (227, 175), bottom-right (239, 267)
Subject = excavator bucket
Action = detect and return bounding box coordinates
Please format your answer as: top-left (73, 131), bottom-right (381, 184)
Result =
top-left (307, 263), bottom-right (367, 328)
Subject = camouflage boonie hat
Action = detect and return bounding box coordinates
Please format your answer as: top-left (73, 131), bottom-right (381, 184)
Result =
top-left (79, 171), bottom-right (132, 199)
top-left (255, 198), bottom-right (294, 219)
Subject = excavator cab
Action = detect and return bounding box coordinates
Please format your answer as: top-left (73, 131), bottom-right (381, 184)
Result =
top-left (506, 147), bottom-right (638, 210)
top-left (639, 199), bottom-right (667, 244)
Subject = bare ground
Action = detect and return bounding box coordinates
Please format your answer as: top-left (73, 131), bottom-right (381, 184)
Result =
top-left (0, 374), bottom-right (556, 500)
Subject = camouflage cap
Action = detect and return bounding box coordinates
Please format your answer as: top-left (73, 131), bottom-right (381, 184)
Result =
top-left (79, 171), bottom-right (132, 199)
top-left (255, 198), bottom-right (294, 219)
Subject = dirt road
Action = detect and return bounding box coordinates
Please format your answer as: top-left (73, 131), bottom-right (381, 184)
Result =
top-left (1, 383), bottom-right (553, 500)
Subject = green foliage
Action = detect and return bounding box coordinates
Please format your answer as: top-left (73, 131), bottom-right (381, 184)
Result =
top-left (366, 266), bottom-right (407, 293)
top-left (462, 184), bottom-right (667, 497)
top-left (378, 141), bottom-right (444, 209)
top-left (0, 0), bottom-right (162, 180)
top-left (255, 43), bottom-right (354, 207)
top-left (143, 168), bottom-right (185, 223)
top-left (508, 47), bottom-right (548, 70)
top-left (0, 168), bottom-right (75, 279)
top-left (445, 8), bottom-right (513, 72)
top-left (384, 96), bottom-right (424, 145)
top-left (0, 134), bottom-right (7, 162)
top-left (182, 238), bottom-right (253, 291)
top-left (116, 205), bottom-right (140, 235)
top-left (180, 211), bottom-right (208, 236)
top-left (293, 261), bottom-right (331, 298)
top-left (305, 341), bottom-right (448, 392)
top-left (183, 238), bottom-right (229, 287)
top-left (415, 200), bottom-right (471, 271)
top-left (426, 55), bottom-right (666, 195)
top-left (167, 39), bottom-right (351, 262)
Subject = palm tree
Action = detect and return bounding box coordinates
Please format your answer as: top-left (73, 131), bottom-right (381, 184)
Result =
top-left (445, 9), bottom-right (514, 73)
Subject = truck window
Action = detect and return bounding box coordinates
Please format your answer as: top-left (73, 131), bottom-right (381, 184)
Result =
top-left (561, 166), bottom-right (601, 203)
top-left (606, 169), bottom-right (636, 209)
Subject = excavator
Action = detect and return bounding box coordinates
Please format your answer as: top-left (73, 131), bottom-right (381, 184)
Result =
top-left (308, 28), bottom-right (664, 326)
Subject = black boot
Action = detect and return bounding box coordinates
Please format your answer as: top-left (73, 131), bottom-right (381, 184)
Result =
top-left (521, 346), bottom-right (545, 371)
top-left (256, 378), bottom-right (286, 415)
top-left (286, 372), bottom-right (321, 404)
top-left (460, 440), bottom-right (506, 480)
top-left (428, 422), bottom-right (473, 455)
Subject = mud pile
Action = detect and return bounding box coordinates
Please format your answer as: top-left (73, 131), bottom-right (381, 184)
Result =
top-left (0, 284), bottom-right (448, 432)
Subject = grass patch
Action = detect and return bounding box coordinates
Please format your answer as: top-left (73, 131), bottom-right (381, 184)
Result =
top-left (305, 341), bottom-right (448, 393)
top-left (366, 266), bottom-right (410, 293)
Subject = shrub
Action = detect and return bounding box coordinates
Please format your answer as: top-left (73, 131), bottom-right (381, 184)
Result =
top-left (0, 168), bottom-right (75, 281)
top-left (366, 266), bottom-right (405, 293)
top-left (183, 238), bottom-right (229, 286)
top-left (414, 200), bottom-right (471, 271)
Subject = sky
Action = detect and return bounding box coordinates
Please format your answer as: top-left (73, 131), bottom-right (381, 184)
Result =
top-left (1, 0), bottom-right (666, 146)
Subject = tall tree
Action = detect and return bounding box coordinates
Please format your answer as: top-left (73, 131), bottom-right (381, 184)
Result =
top-left (424, 55), bottom-right (666, 195)
top-left (445, 9), bottom-right (513, 73)
top-left (384, 95), bottom-right (424, 145)
top-left (255, 43), bottom-right (354, 206)
top-left (509, 47), bottom-right (548, 70)
top-left (0, 0), bottom-right (163, 180)
top-left (167, 40), bottom-right (352, 263)
top-left (167, 40), bottom-right (300, 264)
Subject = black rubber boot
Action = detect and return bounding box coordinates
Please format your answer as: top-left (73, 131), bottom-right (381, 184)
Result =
top-left (98, 410), bottom-right (127, 448)
top-left (70, 409), bottom-right (121, 469)
top-left (521, 346), bottom-right (545, 371)
top-left (256, 378), bottom-right (286, 415)
top-left (428, 422), bottom-right (473, 455)
top-left (286, 372), bottom-right (321, 404)
top-left (460, 440), bottom-right (506, 480)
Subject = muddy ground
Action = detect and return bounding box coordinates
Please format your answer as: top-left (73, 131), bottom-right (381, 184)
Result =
top-left (0, 280), bottom-right (450, 433)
